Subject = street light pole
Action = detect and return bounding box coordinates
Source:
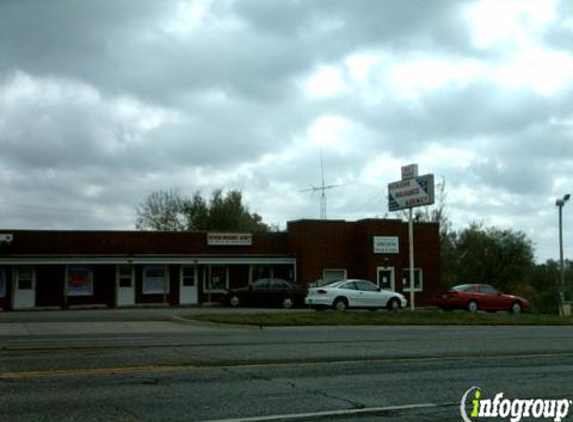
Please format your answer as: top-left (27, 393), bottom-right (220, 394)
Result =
top-left (556, 194), bottom-right (570, 315)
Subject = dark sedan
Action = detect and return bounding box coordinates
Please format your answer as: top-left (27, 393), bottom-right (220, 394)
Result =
top-left (224, 278), bottom-right (307, 308)
top-left (434, 284), bottom-right (530, 314)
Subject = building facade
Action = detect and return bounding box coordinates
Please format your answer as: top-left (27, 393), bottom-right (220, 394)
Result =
top-left (0, 219), bottom-right (439, 310)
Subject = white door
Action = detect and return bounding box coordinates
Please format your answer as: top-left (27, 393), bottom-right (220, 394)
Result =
top-left (116, 265), bottom-right (135, 306)
top-left (180, 265), bottom-right (198, 305)
top-left (377, 267), bottom-right (395, 291)
top-left (13, 266), bottom-right (36, 309)
top-left (355, 280), bottom-right (380, 307)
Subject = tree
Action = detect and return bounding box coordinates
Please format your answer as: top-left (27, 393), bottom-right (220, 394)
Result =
top-left (136, 189), bottom-right (270, 232)
top-left (135, 189), bottom-right (186, 231)
top-left (453, 223), bottom-right (535, 293)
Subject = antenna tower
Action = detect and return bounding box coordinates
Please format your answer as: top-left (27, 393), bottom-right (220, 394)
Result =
top-left (300, 150), bottom-right (343, 219)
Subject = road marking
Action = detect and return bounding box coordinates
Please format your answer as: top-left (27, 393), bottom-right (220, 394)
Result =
top-left (193, 403), bottom-right (451, 422)
top-left (2, 351), bottom-right (572, 379)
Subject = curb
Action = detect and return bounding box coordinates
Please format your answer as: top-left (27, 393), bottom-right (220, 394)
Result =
top-left (170, 316), bottom-right (261, 330)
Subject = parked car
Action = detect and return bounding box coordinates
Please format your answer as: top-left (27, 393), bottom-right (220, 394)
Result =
top-left (434, 284), bottom-right (530, 314)
top-left (305, 279), bottom-right (407, 311)
top-left (224, 278), bottom-right (307, 308)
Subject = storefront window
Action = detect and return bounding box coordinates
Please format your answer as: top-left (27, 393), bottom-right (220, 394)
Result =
top-left (252, 264), bottom-right (272, 280)
top-left (402, 268), bottom-right (423, 292)
top-left (67, 266), bottom-right (94, 296)
top-left (204, 265), bottom-right (228, 293)
top-left (273, 264), bottom-right (294, 281)
top-left (143, 265), bottom-right (169, 294)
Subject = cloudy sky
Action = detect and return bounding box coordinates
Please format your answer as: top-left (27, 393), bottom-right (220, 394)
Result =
top-left (0, 0), bottom-right (572, 261)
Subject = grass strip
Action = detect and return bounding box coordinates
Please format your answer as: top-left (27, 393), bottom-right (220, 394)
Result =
top-left (185, 310), bottom-right (573, 327)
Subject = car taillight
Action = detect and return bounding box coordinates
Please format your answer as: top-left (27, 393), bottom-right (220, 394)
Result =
top-left (317, 289), bottom-right (327, 294)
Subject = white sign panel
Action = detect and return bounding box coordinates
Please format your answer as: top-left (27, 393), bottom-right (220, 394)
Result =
top-left (207, 233), bottom-right (253, 246)
top-left (373, 236), bottom-right (399, 254)
top-left (401, 164), bottom-right (418, 181)
top-left (388, 174), bottom-right (435, 211)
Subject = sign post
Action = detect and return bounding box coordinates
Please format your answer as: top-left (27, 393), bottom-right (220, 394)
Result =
top-left (388, 165), bottom-right (434, 311)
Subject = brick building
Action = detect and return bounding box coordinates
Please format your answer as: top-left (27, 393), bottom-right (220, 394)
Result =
top-left (0, 219), bottom-right (439, 310)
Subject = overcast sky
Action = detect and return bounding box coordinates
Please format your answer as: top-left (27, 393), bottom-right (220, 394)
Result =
top-left (0, 0), bottom-right (572, 262)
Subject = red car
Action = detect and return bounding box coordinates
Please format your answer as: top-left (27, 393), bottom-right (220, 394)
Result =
top-left (434, 284), bottom-right (530, 314)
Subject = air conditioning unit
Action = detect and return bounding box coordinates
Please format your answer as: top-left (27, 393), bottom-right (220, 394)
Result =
top-left (0, 234), bottom-right (13, 244)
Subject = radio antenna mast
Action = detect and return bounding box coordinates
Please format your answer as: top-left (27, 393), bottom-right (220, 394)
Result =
top-left (299, 150), bottom-right (344, 219)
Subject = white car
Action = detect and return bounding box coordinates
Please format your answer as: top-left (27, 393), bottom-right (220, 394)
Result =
top-left (305, 279), bottom-right (407, 311)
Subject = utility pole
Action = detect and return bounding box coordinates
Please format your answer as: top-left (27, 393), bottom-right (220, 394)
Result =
top-left (408, 207), bottom-right (415, 311)
top-left (556, 194), bottom-right (570, 315)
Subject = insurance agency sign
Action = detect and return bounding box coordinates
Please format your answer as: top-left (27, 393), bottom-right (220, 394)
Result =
top-left (388, 174), bottom-right (435, 211)
top-left (207, 233), bottom-right (253, 246)
top-left (373, 236), bottom-right (399, 254)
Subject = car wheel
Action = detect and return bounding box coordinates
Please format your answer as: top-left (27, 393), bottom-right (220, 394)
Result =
top-left (282, 297), bottom-right (293, 309)
top-left (333, 297), bottom-right (348, 311)
top-left (387, 298), bottom-right (400, 311)
top-left (229, 295), bottom-right (240, 307)
top-left (510, 302), bottom-right (522, 314)
top-left (467, 300), bottom-right (478, 313)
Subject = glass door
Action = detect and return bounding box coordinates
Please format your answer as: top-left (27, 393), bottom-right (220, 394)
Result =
top-left (377, 267), bottom-right (395, 291)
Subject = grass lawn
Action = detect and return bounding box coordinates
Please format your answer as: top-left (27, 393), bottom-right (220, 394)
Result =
top-left (185, 310), bottom-right (573, 327)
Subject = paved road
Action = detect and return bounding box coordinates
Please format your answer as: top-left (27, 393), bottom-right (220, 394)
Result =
top-left (1, 320), bottom-right (572, 422)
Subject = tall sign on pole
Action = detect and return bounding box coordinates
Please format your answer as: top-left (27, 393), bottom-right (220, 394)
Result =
top-left (388, 164), bottom-right (434, 311)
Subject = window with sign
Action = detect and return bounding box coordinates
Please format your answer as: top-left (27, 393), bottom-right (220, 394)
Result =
top-left (402, 268), bottom-right (423, 292)
top-left (67, 267), bottom-right (94, 296)
top-left (143, 265), bottom-right (169, 294)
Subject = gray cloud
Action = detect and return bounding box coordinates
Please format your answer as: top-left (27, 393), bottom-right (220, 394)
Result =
top-left (0, 0), bottom-right (571, 261)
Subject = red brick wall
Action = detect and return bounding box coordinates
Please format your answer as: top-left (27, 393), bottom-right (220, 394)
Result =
top-left (288, 219), bottom-right (440, 306)
top-left (0, 220), bottom-right (440, 307)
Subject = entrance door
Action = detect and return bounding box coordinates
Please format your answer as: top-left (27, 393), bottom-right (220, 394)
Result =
top-left (377, 267), bottom-right (395, 291)
top-left (116, 265), bottom-right (135, 306)
top-left (13, 266), bottom-right (36, 309)
top-left (180, 265), bottom-right (198, 305)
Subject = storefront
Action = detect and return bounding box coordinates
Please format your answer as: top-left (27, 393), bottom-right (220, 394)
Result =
top-left (0, 219), bottom-right (439, 310)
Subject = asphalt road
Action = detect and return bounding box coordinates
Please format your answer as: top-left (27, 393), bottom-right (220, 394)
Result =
top-left (1, 316), bottom-right (572, 422)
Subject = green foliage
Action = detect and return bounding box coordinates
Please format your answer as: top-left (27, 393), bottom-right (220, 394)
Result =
top-left (454, 223), bottom-right (535, 293)
top-left (526, 259), bottom-right (573, 314)
top-left (136, 189), bottom-right (270, 232)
